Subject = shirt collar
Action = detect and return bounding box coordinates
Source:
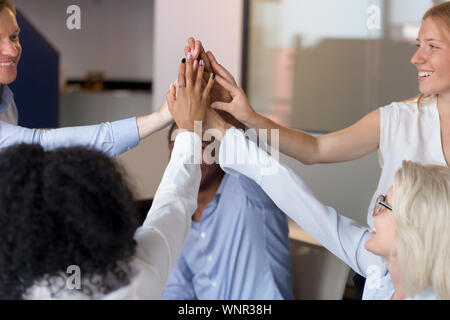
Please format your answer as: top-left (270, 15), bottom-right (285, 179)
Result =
top-left (214, 172), bottom-right (229, 198)
top-left (0, 85), bottom-right (14, 115)
top-left (193, 173), bottom-right (230, 224)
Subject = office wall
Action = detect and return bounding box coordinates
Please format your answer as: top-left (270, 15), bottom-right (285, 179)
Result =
top-left (152, 0), bottom-right (244, 110)
top-left (13, 0), bottom-right (154, 81)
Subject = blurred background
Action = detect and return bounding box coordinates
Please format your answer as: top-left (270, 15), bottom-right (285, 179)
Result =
top-left (10, 0), bottom-right (446, 299)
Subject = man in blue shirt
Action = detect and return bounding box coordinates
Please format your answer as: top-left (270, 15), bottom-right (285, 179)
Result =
top-left (0, 1), bottom-right (171, 156)
top-left (163, 122), bottom-right (294, 300)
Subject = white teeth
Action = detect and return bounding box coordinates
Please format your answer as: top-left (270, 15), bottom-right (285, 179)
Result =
top-left (0, 62), bottom-right (13, 67)
top-left (419, 71), bottom-right (433, 77)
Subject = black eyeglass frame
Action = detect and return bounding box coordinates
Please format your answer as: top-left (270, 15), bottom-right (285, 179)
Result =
top-left (373, 195), bottom-right (393, 216)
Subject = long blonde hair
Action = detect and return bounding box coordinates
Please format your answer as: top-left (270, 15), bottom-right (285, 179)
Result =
top-left (393, 161), bottom-right (450, 299)
top-left (416, 1), bottom-right (450, 108)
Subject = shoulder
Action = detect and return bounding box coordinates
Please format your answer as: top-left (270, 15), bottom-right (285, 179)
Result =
top-left (380, 99), bottom-right (418, 118)
top-left (226, 173), bottom-right (277, 206)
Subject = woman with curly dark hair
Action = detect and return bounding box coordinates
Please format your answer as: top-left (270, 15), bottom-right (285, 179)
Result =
top-left (0, 56), bottom-right (212, 299)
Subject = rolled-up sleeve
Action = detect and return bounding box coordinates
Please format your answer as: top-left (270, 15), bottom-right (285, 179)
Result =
top-left (0, 117), bottom-right (140, 157)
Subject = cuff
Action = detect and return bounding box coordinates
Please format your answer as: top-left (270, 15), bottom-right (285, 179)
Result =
top-left (172, 131), bottom-right (202, 163)
top-left (219, 127), bottom-right (279, 185)
top-left (110, 117), bottom-right (140, 156)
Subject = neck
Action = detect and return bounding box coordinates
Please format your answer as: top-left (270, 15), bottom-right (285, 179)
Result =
top-left (192, 174), bottom-right (224, 222)
top-left (438, 93), bottom-right (450, 115)
top-left (385, 256), bottom-right (406, 300)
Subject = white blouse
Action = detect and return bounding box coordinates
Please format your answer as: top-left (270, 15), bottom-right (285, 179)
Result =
top-left (367, 97), bottom-right (446, 228)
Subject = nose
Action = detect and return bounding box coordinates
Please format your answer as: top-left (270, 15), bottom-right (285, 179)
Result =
top-left (411, 46), bottom-right (425, 66)
top-left (0, 38), bottom-right (19, 58)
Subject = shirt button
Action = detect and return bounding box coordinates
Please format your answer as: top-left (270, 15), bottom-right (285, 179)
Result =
top-left (201, 232), bottom-right (206, 239)
top-left (211, 281), bottom-right (217, 287)
top-left (207, 256), bottom-right (213, 262)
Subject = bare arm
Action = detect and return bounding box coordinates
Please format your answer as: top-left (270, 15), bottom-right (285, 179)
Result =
top-left (136, 100), bottom-right (173, 141)
top-left (206, 50), bottom-right (380, 164)
top-left (247, 108), bottom-right (380, 164)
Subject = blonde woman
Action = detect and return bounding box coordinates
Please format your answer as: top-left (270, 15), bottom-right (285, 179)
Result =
top-left (203, 109), bottom-right (449, 298)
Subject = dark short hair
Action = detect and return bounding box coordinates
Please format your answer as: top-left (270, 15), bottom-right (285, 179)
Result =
top-left (0, 0), bottom-right (16, 15)
top-left (0, 144), bottom-right (139, 299)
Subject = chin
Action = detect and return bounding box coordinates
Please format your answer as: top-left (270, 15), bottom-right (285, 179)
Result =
top-left (364, 236), bottom-right (382, 256)
top-left (0, 74), bottom-right (17, 85)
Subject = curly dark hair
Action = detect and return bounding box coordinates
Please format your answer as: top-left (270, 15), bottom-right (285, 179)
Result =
top-left (0, 144), bottom-right (139, 299)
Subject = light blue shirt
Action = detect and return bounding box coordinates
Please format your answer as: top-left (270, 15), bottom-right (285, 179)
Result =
top-left (218, 127), bottom-right (437, 300)
top-left (163, 172), bottom-right (294, 300)
top-left (0, 85), bottom-right (140, 157)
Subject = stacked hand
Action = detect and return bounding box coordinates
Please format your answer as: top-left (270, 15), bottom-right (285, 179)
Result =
top-left (184, 37), bottom-right (257, 127)
top-left (166, 37), bottom-right (258, 137)
top-left (166, 53), bottom-right (215, 132)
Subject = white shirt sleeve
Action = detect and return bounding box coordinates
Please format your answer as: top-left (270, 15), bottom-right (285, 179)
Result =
top-left (219, 127), bottom-right (387, 278)
top-left (124, 131), bottom-right (201, 299)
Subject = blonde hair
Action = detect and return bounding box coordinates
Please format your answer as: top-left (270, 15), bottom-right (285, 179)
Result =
top-left (0, 0), bottom-right (15, 15)
top-left (393, 161), bottom-right (450, 299)
top-left (415, 2), bottom-right (450, 108)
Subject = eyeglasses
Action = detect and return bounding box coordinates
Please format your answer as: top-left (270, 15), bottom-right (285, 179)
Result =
top-left (373, 195), bottom-right (393, 216)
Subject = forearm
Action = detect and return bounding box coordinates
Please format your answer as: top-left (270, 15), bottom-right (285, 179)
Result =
top-left (246, 112), bottom-right (320, 164)
top-left (136, 101), bottom-right (172, 140)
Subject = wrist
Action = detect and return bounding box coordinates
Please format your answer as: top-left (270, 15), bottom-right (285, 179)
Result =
top-left (157, 105), bottom-right (173, 126)
top-left (242, 107), bottom-right (258, 127)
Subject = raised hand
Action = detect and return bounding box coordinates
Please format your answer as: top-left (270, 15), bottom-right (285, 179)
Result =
top-left (184, 37), bottom-right (233, 104)
top-left (166, 55), bottom-right (215, 132)
top-left (210, 72), bottom-right (257, 126)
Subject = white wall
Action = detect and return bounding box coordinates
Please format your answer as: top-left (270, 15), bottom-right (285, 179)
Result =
top-left (152, 0), bottom-right (244, 110)
top-left (14, 0), bottom-right (154, 81)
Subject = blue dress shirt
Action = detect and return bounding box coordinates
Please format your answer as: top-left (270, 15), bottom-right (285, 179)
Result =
top-left (163, 173), bottom-right (294, 300)
top-left (0, 85), bottom-right (140, 157)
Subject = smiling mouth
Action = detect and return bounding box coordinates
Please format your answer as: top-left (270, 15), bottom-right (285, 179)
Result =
top-left (0, 61), bottom-right (15, 67)
top-left (418, 71), bottom-right (434, 79)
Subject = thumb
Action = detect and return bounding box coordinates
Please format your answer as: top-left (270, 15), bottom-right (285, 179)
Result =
top-left (211, 101), bottom-right (232, 113)
top-left (166, 84), bottom-right (176, 108)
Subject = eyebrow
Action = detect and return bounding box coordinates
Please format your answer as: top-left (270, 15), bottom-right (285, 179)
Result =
top-left (416, 38), bottom-right (443, 42)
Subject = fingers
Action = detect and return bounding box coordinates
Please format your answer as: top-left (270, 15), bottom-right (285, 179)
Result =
top-left (206, 51), bottom-right (237, 85)
top-left (185, 52), bottom-right (194, 89)
top-left (166, 83), bottom-right (176, 108)
top-left (202, 73), bottom-right (216, 101)
top-left (195, 60), bottom-right (205, 93)
top-left (188, 37), bottom-right (195, 54)
top-left (210, 101), bottom-right (231, 113)
top-left (184, 46), bottom-right (191, 58)
top-left (192, 40), bottom-right (201, 71)
top-left (214, 74), bottom-right (240, 98)
top-left (193, 40), bottom-right (201, 59)
top-left (177, 58), bottom-right (186, 91)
